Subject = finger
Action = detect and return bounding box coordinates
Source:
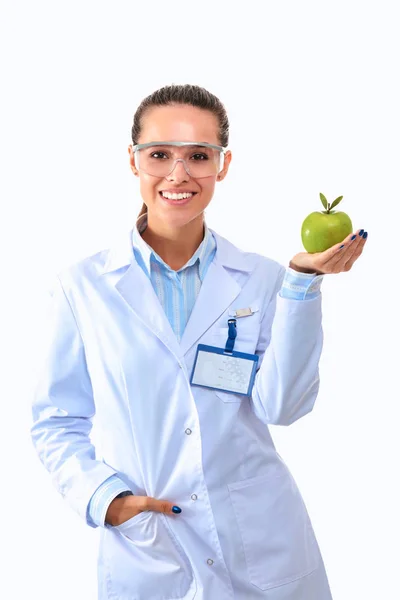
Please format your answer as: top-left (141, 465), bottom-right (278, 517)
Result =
top-left (142, 496), bottom-right (182, 515)
top-left (342, 231), bottom-right (368, 270)
top-left (330, 229), bottom-right (366, 271)
top-left (317, 229), bottom-right (363, 266)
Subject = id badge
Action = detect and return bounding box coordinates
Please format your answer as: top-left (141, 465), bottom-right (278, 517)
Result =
top-left (190, 318), bottom-right (259, 397)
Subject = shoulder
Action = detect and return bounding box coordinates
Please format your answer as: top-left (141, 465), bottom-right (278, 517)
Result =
top-left (55, 250), bottom-right (106, 289)
top-left (210, 228), bottom-right (286, 281)
top-left (50, 230), bottom-right (131, 294)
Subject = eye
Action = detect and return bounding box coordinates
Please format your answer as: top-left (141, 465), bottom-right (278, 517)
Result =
top-left (191, 153), bottom-right (209, 161)
top-left (149, 151), bottom-right (168, 159)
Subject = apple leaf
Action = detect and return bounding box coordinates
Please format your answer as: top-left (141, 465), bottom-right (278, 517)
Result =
top-left (330, 195), bottom-right (343, 209)
top-left (319, 193), bottom-right (328, 210)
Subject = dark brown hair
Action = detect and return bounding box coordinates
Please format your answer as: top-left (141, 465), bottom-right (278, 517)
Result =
top-left (132, 84), bottom-right (230, 219)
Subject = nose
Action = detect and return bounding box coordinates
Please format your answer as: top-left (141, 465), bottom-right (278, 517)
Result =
top-left (165, 158), bottom-right (190, 182)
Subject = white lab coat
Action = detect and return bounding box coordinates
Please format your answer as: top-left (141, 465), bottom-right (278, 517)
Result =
top-left (31, 227), bottom-right (333, 600)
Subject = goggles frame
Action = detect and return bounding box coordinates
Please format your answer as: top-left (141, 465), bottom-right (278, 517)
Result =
top-left (130, 141), bottom-right (227, 177)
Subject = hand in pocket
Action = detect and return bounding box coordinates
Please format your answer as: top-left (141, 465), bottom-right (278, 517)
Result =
top-left (106, 494), bottom-right (182, 526)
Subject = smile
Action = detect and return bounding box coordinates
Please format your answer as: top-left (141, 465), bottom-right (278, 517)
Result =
top-left (159, 191), bottom-right (197, 205)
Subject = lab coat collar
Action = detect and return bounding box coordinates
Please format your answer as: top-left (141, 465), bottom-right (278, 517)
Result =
top-left (101, 226), bottom-right (252, 275)
top-left (100, 226), bottom-right (252, 359)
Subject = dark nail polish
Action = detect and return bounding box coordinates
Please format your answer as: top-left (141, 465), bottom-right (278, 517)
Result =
top-left (172, 506), bottom-right (182, 514)
top-left (359, 229), bottom-right (364, 236)
top-left (363, 231), bottom-right (368, 238)
top-left (339, 244), bottom-right (345, 248)
top-left (351, 234), bottom-right (357, 240)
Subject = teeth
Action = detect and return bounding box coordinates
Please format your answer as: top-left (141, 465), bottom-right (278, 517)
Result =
top-left (161, 192), bottom-right (194, 200)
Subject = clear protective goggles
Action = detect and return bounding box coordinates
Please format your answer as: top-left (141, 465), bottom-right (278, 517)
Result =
top-left (130, 141), bottom-right (227, 179)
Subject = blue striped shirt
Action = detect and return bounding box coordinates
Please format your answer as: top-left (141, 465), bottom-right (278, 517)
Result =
top-left (132, 214), bottom-right (217, 341)
top-left (87, 216), bottom-right (324, 527)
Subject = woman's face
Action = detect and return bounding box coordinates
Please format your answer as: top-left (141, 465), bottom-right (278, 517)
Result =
top-left (128, 104), bottom-right (232, 229)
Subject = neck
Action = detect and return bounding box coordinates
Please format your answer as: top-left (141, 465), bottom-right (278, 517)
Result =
top-left (140, 212), bottom-right (206, 271)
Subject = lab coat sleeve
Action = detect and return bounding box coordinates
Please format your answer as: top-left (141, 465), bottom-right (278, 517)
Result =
top-left (31, 276), bottom-right (123, 527)
top-left (251, 264), bottom-right (324, 426)
top-left (280, 266), bottom-right (324, 300)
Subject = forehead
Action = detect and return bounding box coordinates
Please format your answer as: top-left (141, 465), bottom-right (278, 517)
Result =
top-left (139, 104), bottom-right (220, 145)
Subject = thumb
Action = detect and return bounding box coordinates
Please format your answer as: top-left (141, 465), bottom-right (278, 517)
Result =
top-left (144, 496), bottom-right (182, 515)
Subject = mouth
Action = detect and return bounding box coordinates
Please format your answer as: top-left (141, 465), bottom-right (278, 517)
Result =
top-left (159, 191), bottom-right (198, 205)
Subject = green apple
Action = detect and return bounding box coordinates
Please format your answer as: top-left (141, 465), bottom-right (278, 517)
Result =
top-left (301, 193), bottom-right (353, 253)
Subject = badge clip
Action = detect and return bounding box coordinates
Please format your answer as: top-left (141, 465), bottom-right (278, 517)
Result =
top-left (224, 318), bottom-right (237, 354)
top-left (230, 306), bottom-right (259, 318)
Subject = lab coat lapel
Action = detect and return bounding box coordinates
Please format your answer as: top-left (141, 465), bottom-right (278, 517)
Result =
top-left (179, 229), bottom-right (252, 356)
top-left (100, 229), bottom-right (183, 361)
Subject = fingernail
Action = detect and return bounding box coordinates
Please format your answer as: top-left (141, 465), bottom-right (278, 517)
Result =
top-left (359, 229), bottom-right (364, 236)
top-left (339, 244), bottom-right (345, 248)
top-left (172, 506), bottom-right (182, 514)
top-left (363, 231), bottom-right (368, 238)
top-left (351, 234), bottom-right (357, 240)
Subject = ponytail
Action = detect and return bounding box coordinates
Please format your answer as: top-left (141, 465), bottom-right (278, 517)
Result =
top-left (136, 201), bottom-right (148, 223)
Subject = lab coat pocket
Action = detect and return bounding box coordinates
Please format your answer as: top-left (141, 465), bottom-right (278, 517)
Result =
top-left (105, 510), bottom-right (196, 599)
top-left (214, 389), bottom-right (248, 403)
top-left (228, 471), bottom-right (319, 591)
top-left (114, 509), bottom-right (152, 531)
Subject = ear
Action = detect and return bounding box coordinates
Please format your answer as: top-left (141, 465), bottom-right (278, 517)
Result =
top-left (217, 150), bottom-right (232, 182)
top-left (128, 145), bottom-right (139, 176)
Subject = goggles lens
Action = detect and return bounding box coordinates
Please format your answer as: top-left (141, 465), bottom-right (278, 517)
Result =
top-left (135, 144), bottom-right (223, 178)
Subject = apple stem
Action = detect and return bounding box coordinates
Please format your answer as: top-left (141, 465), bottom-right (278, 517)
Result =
top-left (320, 193), bottom-right (343, 214)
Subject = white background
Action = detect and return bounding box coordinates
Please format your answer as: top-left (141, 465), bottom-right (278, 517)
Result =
top-left (1, 1), bottom-right (399, 599)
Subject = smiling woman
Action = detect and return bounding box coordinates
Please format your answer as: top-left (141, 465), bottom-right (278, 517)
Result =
top-left (31, 83), bottom-right (337, 600)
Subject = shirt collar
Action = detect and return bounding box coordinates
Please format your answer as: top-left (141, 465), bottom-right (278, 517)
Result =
top-left (132, 212), bottom-right (216, 280)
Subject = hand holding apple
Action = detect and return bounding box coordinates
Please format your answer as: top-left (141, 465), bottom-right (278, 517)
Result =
top-left (289, 228), bottom-right (368, 275)
top-left (289, 192), bottom-right (368, 275)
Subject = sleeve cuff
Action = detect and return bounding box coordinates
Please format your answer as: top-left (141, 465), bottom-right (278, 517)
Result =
top-left (279, 266), bottom-right (324, 300)
top-left (87, 474), bottom-right (132, 528)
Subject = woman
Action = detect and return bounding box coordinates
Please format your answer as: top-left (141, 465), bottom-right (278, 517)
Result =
top-left (31, 84), bottom-right (367, 600)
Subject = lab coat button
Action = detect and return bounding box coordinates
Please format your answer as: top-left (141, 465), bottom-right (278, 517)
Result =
top-left (191, 494), bottom-right (198, 501)
top-left (185, 428), bottom-right (192, 435)
top-left (207, 558), bottom-right (214, 566)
